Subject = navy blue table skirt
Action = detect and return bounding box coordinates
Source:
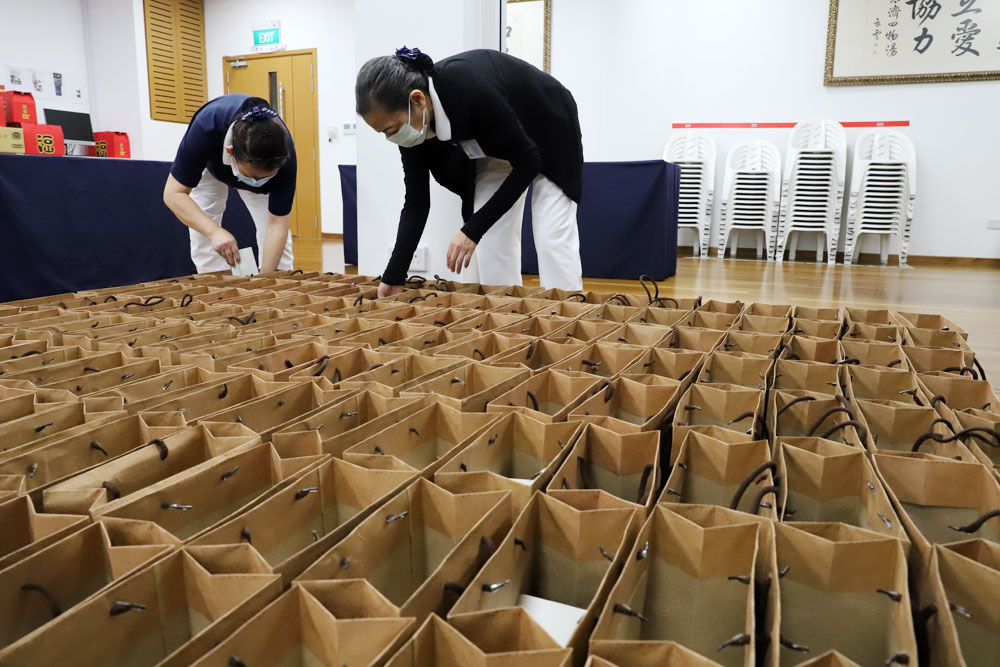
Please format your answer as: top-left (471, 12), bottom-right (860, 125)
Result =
top-left (341, 160), bottom-right (679, 282)
top-left (0, 154), bottom-right (256, 301)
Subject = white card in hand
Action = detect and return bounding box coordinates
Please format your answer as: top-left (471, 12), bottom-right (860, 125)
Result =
top-left (231, 247), bottom-right (259, 277)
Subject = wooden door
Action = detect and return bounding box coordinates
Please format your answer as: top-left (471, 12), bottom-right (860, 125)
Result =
top-left (223, 50), bottom-right (320, 244)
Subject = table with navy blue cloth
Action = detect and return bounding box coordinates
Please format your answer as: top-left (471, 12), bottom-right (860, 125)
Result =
top-left (0, 154), bottom-right (257, 302)
top-left (0, 155), bottom-right (677, 302)
top-left (339, 159), bottom-right (680, 282)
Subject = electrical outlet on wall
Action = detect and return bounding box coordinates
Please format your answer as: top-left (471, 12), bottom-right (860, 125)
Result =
top-left (987, 218), bottom-right (1000, 230)
top-left (389, 245), bottom-right (427, 273)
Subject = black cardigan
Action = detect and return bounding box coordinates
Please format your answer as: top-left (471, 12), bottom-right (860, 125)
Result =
top-left (382, 49), bottom-right (583, 285)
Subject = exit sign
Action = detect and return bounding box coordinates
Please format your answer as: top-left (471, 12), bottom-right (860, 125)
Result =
top-left (253, 28), bottom-right (280, 46)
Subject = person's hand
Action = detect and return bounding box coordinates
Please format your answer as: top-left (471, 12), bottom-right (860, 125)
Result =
top-left (446, 232), bottom-right (477, 274)
top-left (378, 282), bottom-right (405, 299)
top-left (209, 227), bottom-right (239, 266)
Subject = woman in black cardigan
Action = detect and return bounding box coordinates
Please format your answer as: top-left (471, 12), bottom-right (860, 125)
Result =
top-left (356, 47), bottom-right (584, 297)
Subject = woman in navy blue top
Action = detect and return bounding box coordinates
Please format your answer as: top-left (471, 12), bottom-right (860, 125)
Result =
top-left (163, 95), bottom-right (297, 273)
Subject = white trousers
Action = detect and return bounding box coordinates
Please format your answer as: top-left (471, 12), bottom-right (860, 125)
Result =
top-left (187, 169), bottom-right (294, 273)
top-left (473, 158), bottom-right (583, 290)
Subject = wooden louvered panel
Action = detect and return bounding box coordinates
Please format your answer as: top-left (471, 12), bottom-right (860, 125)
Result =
top-left (143, 0), bottom-right (207, 123)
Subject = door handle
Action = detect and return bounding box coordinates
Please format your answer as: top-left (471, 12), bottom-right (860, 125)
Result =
top-left (278, 82), bottom-right (285, 118)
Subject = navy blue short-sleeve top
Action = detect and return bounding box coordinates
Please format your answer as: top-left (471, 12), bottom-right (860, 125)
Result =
top-left (170, 94), bottom-right (297, 216)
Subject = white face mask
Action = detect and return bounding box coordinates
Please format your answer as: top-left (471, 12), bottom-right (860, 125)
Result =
top-left (231, 160), bottom-right (275, 187)
top-left (386, 101), bottom-right (427, 148)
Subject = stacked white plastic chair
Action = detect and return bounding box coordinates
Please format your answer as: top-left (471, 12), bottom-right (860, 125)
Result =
top-left (843, 130), bottom-right (916, 266)
top-left (664, 133), bottom-right (716, 257)
top-left (774, 119), bottom-right (847, 263)
top-left (717, 140), bottom-right (782, 260)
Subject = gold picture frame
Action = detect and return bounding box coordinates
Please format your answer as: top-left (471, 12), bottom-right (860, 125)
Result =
top-left (508, 0), bottom-right (552, 73)
top-left (825, 0), bottom-right (1000, 86)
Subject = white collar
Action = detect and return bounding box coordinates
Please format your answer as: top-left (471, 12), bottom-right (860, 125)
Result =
top-left (428, 77), bottom-right (451, 142)
top-left (221, 121), bottom-right (236, 165)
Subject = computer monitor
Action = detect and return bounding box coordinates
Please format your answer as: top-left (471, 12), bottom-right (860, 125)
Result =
top-left (42, 109), bottom-right (94, 142)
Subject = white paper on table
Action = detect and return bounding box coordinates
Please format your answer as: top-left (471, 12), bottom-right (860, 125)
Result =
top-left (517, 593), bottom-right (586, 647)
top-left (231, 247), bottom-right (259, 277)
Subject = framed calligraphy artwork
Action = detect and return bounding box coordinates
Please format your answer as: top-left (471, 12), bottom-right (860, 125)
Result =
top-left (825, 0), bottom-right (1000, 85)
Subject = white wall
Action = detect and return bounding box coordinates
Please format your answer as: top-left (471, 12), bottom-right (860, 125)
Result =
top-left (202, 0), bottom-right (356, 234)
top-left (0, 0), bottom-right (90, 122)
top-left (354, 0), bottom-right (500, 279)
top-left (552, 0), bottom-right (1000, 259)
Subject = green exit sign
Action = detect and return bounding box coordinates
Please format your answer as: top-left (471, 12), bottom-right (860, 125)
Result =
top-left (253, 28), bottom-right (280, 46)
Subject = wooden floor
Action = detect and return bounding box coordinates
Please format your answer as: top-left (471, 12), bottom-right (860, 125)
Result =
top-left (316, 240), bottom-right (1000, 381)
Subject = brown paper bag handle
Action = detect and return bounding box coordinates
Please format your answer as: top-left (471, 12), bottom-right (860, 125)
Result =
top-left (750, 485), bottom-right (779, 516)
top-left (776, 395), bottom-right (816, 416)
top-left (716, 633), bottom-right (751, 653)
top-left (949, 509), bottom-right (1000, 535)
top-left (729, 461), bottom-right (778, 511)
top-left (20, 582), bottom-right (63, 618)
top-left (805, 407), bottom-right (854, 436)
top-left (911, 426), bottom-right (1000, 453)
top-left (942, 366), bottom-right (979, 380)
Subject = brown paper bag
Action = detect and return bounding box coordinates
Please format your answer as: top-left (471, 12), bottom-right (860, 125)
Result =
top-left (629, 305), bottom-right (692, 328)
top-left (271, 391), bottom-right (426, 459)
top-left (385, 614), bottom-right (572, 667)
top-left (599, 322), bottom-right (673, 347)
top-left (673, 384), bottom-right (765, 462)
top-left (682, 311), bottom-right (739, 331)
top-left (0, 520), bottom-right (175, 648)
top-left (770, 391), bottom-right (864, 448)
top-left (735, 314), bottom-right (791, 335)
top-left (134, 328), bottom-right (241, 365)
top-left (94, 441), bottom-right (326, 543)
top-left (226, 341), bottom-right (351, 382)
top-left (855, 398), bottom-right (975, 461)
top-left (775, 437), bottom-right (909, 545)
top-left (91, 321), bottom-right (223, 354)
top-left (86, 366), bottom-right (240, 414)
top-left (546, 423), bottom-right (660, 513)
top-left (587, 642), bottom-right (721, 666)
top-left (431, 331), bottom-right (533, 363)
top-left (770, 359), bottom-right (840, 396)
top-left (839, 339), bottom-right (908, 369)
top-left (403, 306), bottom-right (484, 328)
top-left (0, 399), bottom-right (125, 459)
top-left (190, 457), bottom-right (416, 585)
top-left (519, 298), bottom-right (601, 320)
top-left (488, 314), bottom-right (573, 339)
top-left (547, 320), bottom-right (625, 345)
top-left (903, 346), bottom-right (968, 375)
top-left (892, 311), bottom-right (966, 338)
top-left (660, 326), bottom-right (726, 354)
top-left (591, 505), bottom-right (759, 667)
top-left (289, 347), bottom-right (415, 387)
top-left (770, 522), bottom-right (916, 667)
top-left (911, 544), bottom-right (998, 667)
top-left (698, 299), bottom-right (744, 315)
top-left (40, 423), bottom-right (261, 515)
top-left (1, 349), bottom-right (132, 386)
top-left (902, 326), bottom-right (973, 354)
top-left (844, 307), bottom-right (893, 326)
top-left (435, 413), bottom-right (581, 515)
top-left (133, 374), bottom-right (288, 426)
top-left (790, 318), bottom-right (842, 339)
top-left (487, 369), bottom-right (604, 423)
top-left (0, 414), bottom-right (185, 493)
top-left (448, 492), bottom-right (640, 663)
top-left (35, 357), bottom-right (164, 396)
top-left (660, 431), bottom-right (777, 519)
top-left (296, 478), bottom-right (512, 621)
top-left (697, 352), bottom-right (772, 390)
top-left (556, 342), bottom-right (648, 379)
top-left (0, 545), bottom-right (281, 667)
top-left (338, 322), bottom-right (441, 349)
top-left (379, 327), bottom-right (481, 355)
top-left (916, 372), bottom-right (999, 415)
top-left (400, 364), bottom-right (531, 412)
top-left (622, 347), bottom-right (705, 383)
top-left (490, 339), bottom-right (591, 374)
top-left (843, 364), bottom-right (928, 405)
top-left (718, 330), bottom-right (785, 357)
top-left (189, 583), bottom-right (416, 667)
top-left (778, 335), bottom-right (840, 364)
top-left (0, 344), bottom-right (91, 376)
top-left (745, 302), bottom-right (792, 318)
top-left (953, 407), bottom-right (1000, 472)
top-left (843, 321), bottom-right (901, 343)
top-left (341, 355), bottom-right (471, 396)
top-left (576, 302), bottom-right (645, 324)
top-left (0, 495), bottom-right (88, 571)
top-left (343, 402), bottom-right (500, 477)
top-left (182, 381), bottom-right (354, 438)
top-left (873, 452), bottom-right (1000, 574)
top-left (570, 376), bottom-right (681, 431)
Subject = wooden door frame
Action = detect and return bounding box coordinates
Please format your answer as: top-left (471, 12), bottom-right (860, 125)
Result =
top-left (222, 48), bottom-right (321, 238)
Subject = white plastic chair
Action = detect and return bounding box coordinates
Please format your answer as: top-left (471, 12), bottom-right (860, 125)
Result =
top-left (775, 119), bottom-right (847, 263)
top-left (717, 140), bottom-right (782, 260)
top-left (844, 130), bottom-right (917, 265)
top-left (665, 133), bottom-right (716, 257)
